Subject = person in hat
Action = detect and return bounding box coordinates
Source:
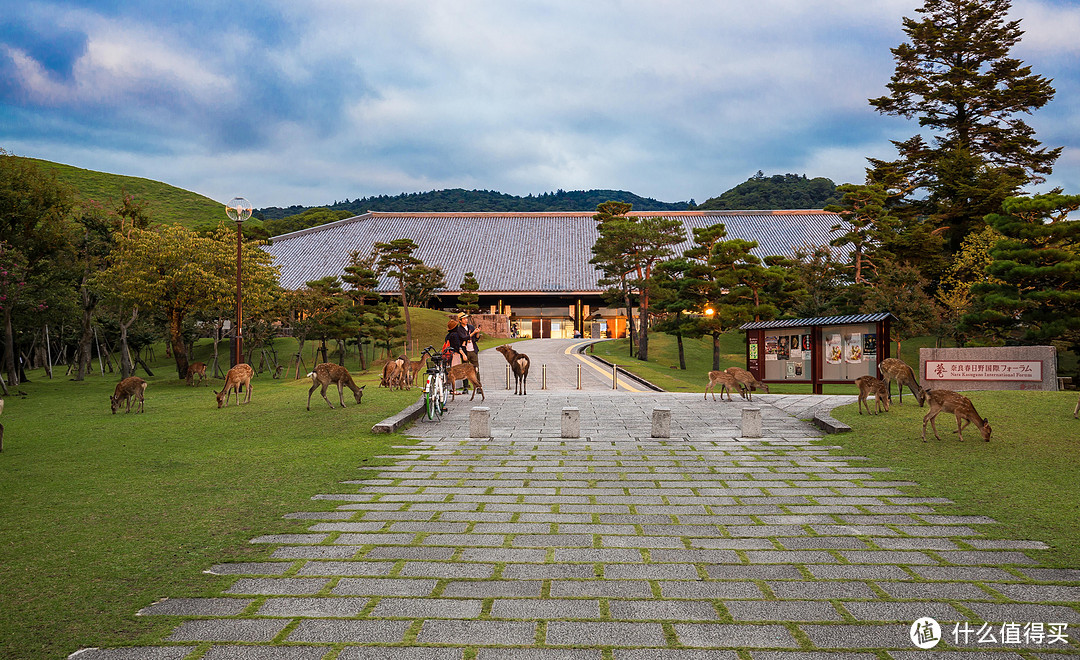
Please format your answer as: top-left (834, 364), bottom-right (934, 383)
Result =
top-left (460, 312), bottom-right (481, 384)
top-left (444, 316), bottom-right (470, 392)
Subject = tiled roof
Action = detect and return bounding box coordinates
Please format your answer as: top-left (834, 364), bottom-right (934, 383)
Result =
top-left (263, 211), bottom-right (844, 293)
top-left (739, 313), bottom-right (896, 330)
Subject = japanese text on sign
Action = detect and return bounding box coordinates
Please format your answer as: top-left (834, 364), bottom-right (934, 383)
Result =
top-left (925, 360), bottom-right (1042, 381)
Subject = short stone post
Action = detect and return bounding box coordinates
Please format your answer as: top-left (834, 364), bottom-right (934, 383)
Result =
top-left (470, 407), bottom-right (491, 438)
top-left (561, 407), bottom-right (580, 438)
top-left (741, 407), bottom-right (762, 439)
top-left (651, 407), bottom-right (671, 438)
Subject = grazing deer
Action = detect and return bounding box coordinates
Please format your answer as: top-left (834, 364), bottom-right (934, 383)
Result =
top-left (724, 367), bottom-right (769, 401)
top-left (855, 375), bottom-right (890, 415)
top-left (878, 358), bottom-right (926, 406)
top-left (496, 344), bottom-right (531, 395)
top-left (922, 389), bottom-right (992, 442)
top-left (447, 362), bottom-right (484, 402)
top-left (306, 363), bottom-right (366, 410)
top-left (705, 370), bottom-right (745, 401)
top-left (111, 376), bottom-right (148, 414)
top-left (380, 356), bottom-right (409, 390)
top-left (216, 363), bottom-right (254, 408)
top-left (186, 361), bottom-right (207, 386)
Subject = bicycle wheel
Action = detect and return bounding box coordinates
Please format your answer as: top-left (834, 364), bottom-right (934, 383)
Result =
top-left (424, 375), bottom-right (438, 421)
top-left (436, 372), bottom-right (449, 412)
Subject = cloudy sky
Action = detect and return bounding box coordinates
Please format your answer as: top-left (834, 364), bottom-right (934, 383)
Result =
top-left (2, 0), bottom-right (1078, 209)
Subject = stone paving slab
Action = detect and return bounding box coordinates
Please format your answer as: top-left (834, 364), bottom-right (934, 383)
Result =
top-left (72, 389), bottom-right (1080, 659)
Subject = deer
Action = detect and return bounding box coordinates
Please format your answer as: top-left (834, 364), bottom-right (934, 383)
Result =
top-left (380, 356), bottom-right (408, 390)
top-left (306, 363), bottom-right (366, 410)
top-left (705, 370), bottom-right (745, 401)
top-left (1075, 392), bottom-right (1080, 419)
top-left (878, 357), bottom-right (926, 406)
top-left (922, 389), bottom-right (992, 442)
top-left (185, 361), bottom-right (207, 386)
top-left (216, 363), bottom-right (253, 408)
top-left (496, 344), bottom-right (531, 395)
top-left (111, 376), bottom-right (148, 414)
top-left (724, 367), bottom-right (769, 401)
top-left (407, 352), bottom-right (430, 387)
top-left (855, 375), bottom-right (891, 415)
top-left (446, 362), bottom-right (484, 402)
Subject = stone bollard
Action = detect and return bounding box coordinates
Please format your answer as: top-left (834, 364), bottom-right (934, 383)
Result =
top-left (651, 407), bottom-right (671, 438)
top-left (741, 407), bottom-right (763, 439)
top-left (562, 407), bottom-right (580, 438)
top-left (470, 407), bottom-right (491, 438)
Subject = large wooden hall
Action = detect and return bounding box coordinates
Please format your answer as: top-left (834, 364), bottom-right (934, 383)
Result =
top-left (263, 210), bottom-right (841, 339)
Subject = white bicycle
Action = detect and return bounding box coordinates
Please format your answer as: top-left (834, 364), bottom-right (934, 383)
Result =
top-left (421, 346), bottom-right (450, 421)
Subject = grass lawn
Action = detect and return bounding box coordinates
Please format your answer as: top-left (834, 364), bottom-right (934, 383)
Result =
top-left (0, 306), bottom-right (517, 659)
top-left (830, 391), bottom-right (1080, 569)
top-left (597, 328), bottom-right (1080, 570)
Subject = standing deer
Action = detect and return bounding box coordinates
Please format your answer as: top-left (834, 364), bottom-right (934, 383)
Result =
top-left (186, 361), bottom-right (207, 386)
top-left (878, 357), bottom-right (926, 406)
top-left (407, 352), bottom-right (430, 387)
top-left (447, 362), bottom-right (484, 402)
top-left (496, 344), bottom-right (531, 396)
top-left (111, 376), bottom-right (148, 414)
top-left (855, 375), bottom-right (890, 415)
top-left (705, 370), bottom-right (745, 401)
top-left (725, 367), bottom-right (769, 401)
top-left (216, 363), bottom-right (254, 408)
top-left (307, 363), bottom-right (366, 410)
top-left (922, 389), bottom-right (992, 442)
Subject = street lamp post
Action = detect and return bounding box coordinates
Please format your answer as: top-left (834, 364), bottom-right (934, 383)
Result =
top-left (226, 197), bottom-right (253, 367)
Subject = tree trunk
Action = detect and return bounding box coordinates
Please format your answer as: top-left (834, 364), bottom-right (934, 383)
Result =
top-left (397, 275), bottom-right (413, 351)
top-left (712, 332), bottom-right (721, 372)
top-left (638, 289), bottom-right (650, 362)
top-left (169, 308), bottom-right (189, 380)
top-left (118, 307), bottom-right (138, 379)
top-left (357, 333), bottom-right (367, 371)
top-left (210, 320), bottom-right (225, 378)
top-left (134, 351), bottom-right (155, 377)
top-left (3, 307), bottom-right (17, 386)
top-left (621, 278), bottom-right (636, 357)
top-left (677, 333), bottom-right (686, 370)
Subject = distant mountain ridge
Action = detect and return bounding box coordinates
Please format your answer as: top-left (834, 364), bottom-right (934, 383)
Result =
top-left (255, 188), bottom-right (694, 220)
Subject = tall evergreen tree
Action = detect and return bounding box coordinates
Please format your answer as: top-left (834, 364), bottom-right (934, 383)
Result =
top-left (963, 193), bottom-right (1080, 344)
top-left (457, 272), bottom-right (481, 314)
top-left (868, 0), bottom-right (1060, 249)
top-left (374, 239), bottom-right (421, 352)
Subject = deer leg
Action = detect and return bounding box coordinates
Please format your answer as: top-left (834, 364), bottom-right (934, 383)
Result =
top-left (338, 383), bottom-right (346, 408)
top-left (922, 410), bottom-right (935, 441)
top-left (245, 383), bottom-right (252, 404)
top-left (956, 416), bottom-right (970, 442)
top-left (307, 382), bottom-right (320, 410)
top-left (320, 383), bottom-right (334, 409)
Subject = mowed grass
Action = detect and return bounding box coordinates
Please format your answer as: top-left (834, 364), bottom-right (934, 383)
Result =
top-left (0, 356), bottom-right (418, 658)
top-left (829, 391), bottom-right (1080, 569)
top-left (600, 329), bottom-right (1080, 569)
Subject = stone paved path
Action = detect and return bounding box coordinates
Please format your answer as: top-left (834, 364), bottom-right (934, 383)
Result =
top-left (72, 347), bottom-right (1080, 659)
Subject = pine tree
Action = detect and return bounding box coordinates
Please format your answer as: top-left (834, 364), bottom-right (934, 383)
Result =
top-left (457, 272), bottom-right (481, 314)
top-left (869, 0), bottom-right (1060, 250)
top-left (964, 193), bottom-right (1080, 344)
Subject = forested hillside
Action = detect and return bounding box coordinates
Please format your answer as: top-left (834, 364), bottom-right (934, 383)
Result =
top-left (26, 157), bottom-right (225, 229)
top-left (256, 188), bottom-right (693, 221)
top-left (697, 172), bottom-right (840, 210)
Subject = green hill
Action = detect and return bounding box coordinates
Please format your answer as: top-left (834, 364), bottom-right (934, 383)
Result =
top-left (697, 172), bottom-right (841, 210)
top-left (26, 157), bottom-right (226, 229)
top-left (257, 188), bottom-right (694, 221)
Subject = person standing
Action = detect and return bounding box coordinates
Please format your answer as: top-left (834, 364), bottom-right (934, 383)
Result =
top-left (461, 312), bottom-right (481, 375)
top-left (444, 317), bottom-right (470, 392)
